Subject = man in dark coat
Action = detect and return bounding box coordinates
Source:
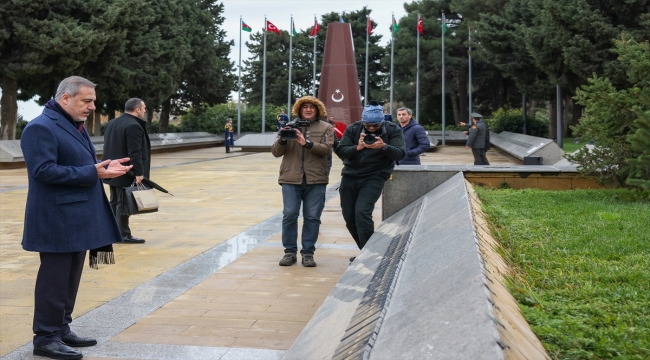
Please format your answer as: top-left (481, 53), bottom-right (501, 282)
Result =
top-left (21, 76), bottom-right (132, 359)
top-left (335, 104), bottom-right (406, 255)
top-left (102, 98), bottom-right (151, 243)
top-left (465, 114), bottom-right (489, 165)
top-left (396, 107), bottom-right (430, 165)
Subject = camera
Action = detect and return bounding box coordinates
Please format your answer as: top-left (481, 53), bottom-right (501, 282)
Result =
top-left (280, 118), bottom-right (311, 140)
top-left (363, 133), bottom-right (378, 145)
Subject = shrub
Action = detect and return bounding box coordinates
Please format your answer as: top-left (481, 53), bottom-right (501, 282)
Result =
top-left (15, 117), bottom-right (28, 139)
top-left (179, 103), bottom-right (284, 134)
top-left (486, 107), bottom-right (548, 137)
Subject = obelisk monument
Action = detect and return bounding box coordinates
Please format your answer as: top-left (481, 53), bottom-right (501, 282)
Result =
top-left (318, 23), bottom-right (363, 125)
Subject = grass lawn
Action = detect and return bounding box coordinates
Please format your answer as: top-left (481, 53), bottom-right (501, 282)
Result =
top-left (475, 188), bottom-right (650, 359)
top-left (561, 137), bottom-right (586, 154)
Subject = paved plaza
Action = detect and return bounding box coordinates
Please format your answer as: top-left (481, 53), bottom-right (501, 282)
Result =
top-left (0, 145), bottom-right (515, 359)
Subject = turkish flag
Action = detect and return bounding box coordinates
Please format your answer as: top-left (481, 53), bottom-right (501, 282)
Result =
top-left (310, 21), bottom-right (320, 37)
top-left (416, 16), bottom-right (424, 34)
top-left (267, 20), bottom-right (280, 35)
top-left (367, 18), bottom-right (373, 35)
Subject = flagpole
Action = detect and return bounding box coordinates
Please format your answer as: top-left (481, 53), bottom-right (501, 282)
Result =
top-left (237, 16), bottom-right (242, 139)
top-left (416, 14), bottom-right (420, 120)
top-left (441, 12), bottom-right (446, 145)
top-left (313, 15), bottom-right (317, 97)
top-left (364, 16), bottom-right (369, 106)
top-left (262, 15), bottom-right (267, 133)
top-left (288, 15), bottom-right (293, 114)
top-left (468, 26), bottom-right (472, 122)
top-left (390, 12), bottom-right (395, 116)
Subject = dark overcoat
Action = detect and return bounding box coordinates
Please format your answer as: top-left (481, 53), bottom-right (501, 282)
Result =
top-left (399, 119), bottom-right (430, 165)
top-left (21, 108), bottom-right (122, 253)
top-left (466, 121), bottom-right (488, 149)
top-left (102, 113), bottom-right (151, 188)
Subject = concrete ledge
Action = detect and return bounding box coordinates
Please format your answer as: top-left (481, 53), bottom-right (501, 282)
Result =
top-left (234, 133), bottom-right (278, 152)
top-left (285, 173), bottom-right (549, 359)
top-left (0, 132), bottom-right (221, 168)
top-left (490, 132), bottom-right (563, 165)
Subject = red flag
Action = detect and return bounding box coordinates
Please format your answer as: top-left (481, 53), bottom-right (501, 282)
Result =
top-left (266, 20), bottom-right (280, 35)
top-left (367, 18), bottom-right (373, 35)
top-left (416, 15), bottom-right (423, 34)
top-left (309, 21), bottom-right (320, 37)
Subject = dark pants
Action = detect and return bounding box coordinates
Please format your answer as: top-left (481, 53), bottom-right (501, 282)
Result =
top-left (33, 251), bottom-right (86, 346)
top-left (472, 148), bottom-right (487, 165)
top-left (339, 175), bottom-right (386, 250)
top-left (481, 149), bottom-right (490, 165)
top-left (109, 185), bottom-right (130, 237)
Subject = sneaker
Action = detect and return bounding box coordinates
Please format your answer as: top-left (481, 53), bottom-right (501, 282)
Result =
top-left (302, 254), bottom-right (317, 267)
top-left (279, 252), bottom-right (297, 266)
top-left (349, 256), bottom-right (356, 263)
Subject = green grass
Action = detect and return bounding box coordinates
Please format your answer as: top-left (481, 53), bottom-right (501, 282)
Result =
top-left (475, 188), bottom-right (650, 359)
top-left (562, 137), bottom-right (586, 154)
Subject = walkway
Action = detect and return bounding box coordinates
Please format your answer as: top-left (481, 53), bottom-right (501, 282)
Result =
top-left (0, 145), bottom-right (516, 359)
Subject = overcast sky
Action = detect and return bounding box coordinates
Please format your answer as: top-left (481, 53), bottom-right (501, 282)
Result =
top-left (8, 0), bottom-right (410, 120)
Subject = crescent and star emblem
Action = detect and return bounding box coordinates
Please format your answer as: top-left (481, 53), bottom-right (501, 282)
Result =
top-left (331, 89), bottom-right (344, 103)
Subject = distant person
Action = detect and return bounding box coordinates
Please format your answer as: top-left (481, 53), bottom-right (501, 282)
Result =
top-left (396, 107), bottom-right (430, 165)
top-left (224, 118), bottom-right (234, 153)
top-left (271, 96), bottom-right (334, 267)
top-left (103, 98), bottom-right (151, 243)
top-left (383, 108), bottom-right (393, 122)
top-left (462, 113), bottom-right (490, 165)
top-left (465, 113), bottom-right (489, 165)
top-left (335, 104), bottom-right (405, 260)
top-left (276, 109), bottom-right (289, 130)
top-left (21, 76), bottom-right (132, 360)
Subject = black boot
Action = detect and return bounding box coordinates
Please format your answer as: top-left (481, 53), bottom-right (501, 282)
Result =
top-left (226, 146), bottom-right (230, 153)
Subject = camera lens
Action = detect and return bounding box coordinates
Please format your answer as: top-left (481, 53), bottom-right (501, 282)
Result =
top-left (363, 134), bottom-right (376, 145)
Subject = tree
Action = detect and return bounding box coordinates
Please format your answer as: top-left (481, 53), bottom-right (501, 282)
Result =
top-left (0, 0), bottom-right (122, 139)
top-left (566, 34), bottom-right (650, 186)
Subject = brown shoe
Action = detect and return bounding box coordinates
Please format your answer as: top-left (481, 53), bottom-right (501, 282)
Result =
top-left (302, 254), bottom-right (317, 267)
top-left (279, 252), bottom-right (297, 266)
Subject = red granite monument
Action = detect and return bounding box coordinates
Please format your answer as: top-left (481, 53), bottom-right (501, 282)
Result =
top-left (318, 23), bottom-right (363, 125)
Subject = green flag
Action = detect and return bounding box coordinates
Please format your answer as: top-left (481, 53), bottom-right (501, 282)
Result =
top-left (292, 23), bottom-right (297, 37)
top-left (392, 18), bottom-right (399, 33)
top-left (442, 14), bottom-right (447, 34)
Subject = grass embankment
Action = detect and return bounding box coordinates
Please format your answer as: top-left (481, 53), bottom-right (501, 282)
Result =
top-left (475, 188), bottom-right (650, 359)
top-left (561, 137), bottom-right (585, 154)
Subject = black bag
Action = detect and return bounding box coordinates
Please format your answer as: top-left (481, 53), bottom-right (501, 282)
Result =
top-left (120, 183), bottom-right (159, 216)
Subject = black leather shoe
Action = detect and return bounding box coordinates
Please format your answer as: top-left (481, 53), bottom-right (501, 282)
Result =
top-left (61, 330), bottom-right (97, 347)
top-left (33, 341), bottom-right (82, 359)
top-left (122, 235), bottom-right (145, 244)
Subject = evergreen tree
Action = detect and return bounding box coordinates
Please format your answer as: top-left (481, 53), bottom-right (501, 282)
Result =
top-left (0, 0), bottom-right (121, 139)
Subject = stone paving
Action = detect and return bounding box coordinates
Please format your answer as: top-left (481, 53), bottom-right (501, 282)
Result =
top-left (0, 145), bottom-right (515, 359)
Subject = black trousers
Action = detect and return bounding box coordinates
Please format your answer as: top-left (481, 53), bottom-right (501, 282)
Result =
top-left (472, 148), bottom-right (487, 165)
top-left (339, 175), bottom-right (386, 250)
top-left (109, 185), bottom-right (130, 237)
top-left (33, 251), bottom-right (86, 346)
top-left (481, 149), bottom-right (490, 165)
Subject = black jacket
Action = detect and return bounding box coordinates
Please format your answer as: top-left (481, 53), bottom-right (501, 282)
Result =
top-left (335, 121), bottom-right (405, 178)
top-left (102, 113), bottom-right (151, 188)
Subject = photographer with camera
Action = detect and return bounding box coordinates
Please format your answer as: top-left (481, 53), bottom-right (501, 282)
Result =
top-left (271, 96), bottom-right (334, 267)
top-left (335, 103), bottom-right (405, 257)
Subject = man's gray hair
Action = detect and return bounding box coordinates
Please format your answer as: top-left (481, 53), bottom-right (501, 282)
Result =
top-left (54, 76), bottom-right (96, 101)
top-left (125, 98), bottom-right (144, 112)
top-left (397, 107), bottom-right (412, 115)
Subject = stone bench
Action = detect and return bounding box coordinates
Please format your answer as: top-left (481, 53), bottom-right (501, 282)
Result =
top-left (284, 171), bottom-right (549, 360)
top-left (489, 131), bottom-right (563, 165)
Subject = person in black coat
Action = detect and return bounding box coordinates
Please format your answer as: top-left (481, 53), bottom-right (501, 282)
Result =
top-left (102, 98), bottom-right (151, 243)
top-left (21, 76), bottom-right (132, 360)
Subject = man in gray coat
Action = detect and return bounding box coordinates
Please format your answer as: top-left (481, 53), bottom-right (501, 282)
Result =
top-left (466, 114), bottom-right (489, 165)
top-left (21, 76), bottom-right (132, 359)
